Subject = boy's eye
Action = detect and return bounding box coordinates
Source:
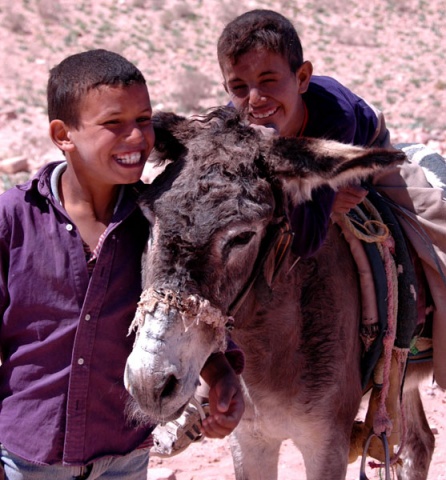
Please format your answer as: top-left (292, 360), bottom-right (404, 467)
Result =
top-left (137, 116), bottom-right (152, 125)
top-left (229, 85), bottom-right (249, 98)
top-left (103, 119), bottom-right (120, 126)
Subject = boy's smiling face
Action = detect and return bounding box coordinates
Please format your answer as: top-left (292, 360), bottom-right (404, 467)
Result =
top-left (221, 49), bottom-right (312, 137)
top-left (58, 83), bottom-right (155, 189)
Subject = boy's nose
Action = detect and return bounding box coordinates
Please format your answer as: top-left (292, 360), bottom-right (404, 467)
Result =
top-left (126, 124), bottom-right (144, 143)
top-left (249, 88), bottom-right (267, 105)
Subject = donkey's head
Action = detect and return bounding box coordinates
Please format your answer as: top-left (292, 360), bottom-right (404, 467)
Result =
top-left (124, 107), bottom-right (404, 422)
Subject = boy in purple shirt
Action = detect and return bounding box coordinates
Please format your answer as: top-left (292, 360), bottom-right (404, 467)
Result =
top-left (0, 49), bottom-right (244, 479)
top-left (217, 9), bottom-right (390, 258)
top-left (217, 9), bottom-right (446, 387)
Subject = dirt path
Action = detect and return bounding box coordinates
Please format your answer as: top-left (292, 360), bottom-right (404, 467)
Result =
top-left (148, 381), bottom-right (446, 480)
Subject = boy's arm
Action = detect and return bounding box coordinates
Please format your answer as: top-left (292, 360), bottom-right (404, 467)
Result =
top-left (289, 185), bottom-right (335, 258)
top-left (364, 103), bottom-right (392, 149)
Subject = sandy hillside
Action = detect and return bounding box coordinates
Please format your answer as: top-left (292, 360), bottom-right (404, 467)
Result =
top-left (0, 0), bottom-right (445, 191)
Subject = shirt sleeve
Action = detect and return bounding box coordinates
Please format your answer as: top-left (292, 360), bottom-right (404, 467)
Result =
top-left (289, 185), bottom-right (336, 259)
top-left (294, 77), bottom-right (390, 259)
top-left (304, 76), bottom-right (390, 147)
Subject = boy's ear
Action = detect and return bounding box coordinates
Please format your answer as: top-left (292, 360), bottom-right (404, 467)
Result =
top-left (49, 120), bottom-right (75, 152)
top-left (296, 61), bottom-right (313, 94)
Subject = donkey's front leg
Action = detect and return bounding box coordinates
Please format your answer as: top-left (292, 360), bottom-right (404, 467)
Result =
top-left (296, 427), bottom-right (351, 480)
top-left (229, 421), bottom-right (282, 480)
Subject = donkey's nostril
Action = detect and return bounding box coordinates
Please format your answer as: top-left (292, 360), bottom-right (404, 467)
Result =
top-left (161, 374), bottom-right (178, 399)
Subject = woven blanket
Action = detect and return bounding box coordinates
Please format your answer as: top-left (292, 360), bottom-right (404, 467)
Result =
top-left (395, 143), bottom-right (446, 196)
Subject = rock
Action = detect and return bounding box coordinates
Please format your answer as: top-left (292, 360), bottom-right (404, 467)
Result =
top-left (146, 467), bottom-right (176, 480)
top-left (0, 156), bottom-right (28, 174)
top-left (0, 109), bottom-right (18, 121)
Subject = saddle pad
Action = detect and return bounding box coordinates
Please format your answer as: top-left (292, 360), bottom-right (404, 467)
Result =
top-left (344, 188), bottom-right (420, 388)
top-left (366, 188), bottom-right (419, 349)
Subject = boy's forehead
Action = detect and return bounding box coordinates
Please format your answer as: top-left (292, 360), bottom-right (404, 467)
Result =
top-left (222, 49), bottom-right (287, 80)
top-left (83, 83), bottom-right (150, 104)
top-left (78, 83), bottom-right (151, 117)
top-left (90, 83), bottom-right (149, 97)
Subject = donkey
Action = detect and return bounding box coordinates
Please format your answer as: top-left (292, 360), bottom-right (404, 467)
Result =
top-left (124, 107), bottom-right (434, 480)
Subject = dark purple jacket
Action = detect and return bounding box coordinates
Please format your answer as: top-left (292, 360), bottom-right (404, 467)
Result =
top-left (290, 75), bottom-right (381, 257)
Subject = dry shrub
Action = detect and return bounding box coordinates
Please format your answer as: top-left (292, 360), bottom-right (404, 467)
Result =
top-left (4, 10), bottom-right (29, 34)
top-left (37, 0), bottom-right (61, 23)
top-left (134, 0), bottom-right (163, 9)
top-left (217, 0), bottom-right (247, 25)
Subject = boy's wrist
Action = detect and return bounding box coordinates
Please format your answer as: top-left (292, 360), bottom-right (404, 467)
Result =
top-left (200, 352), bottom-right (234, 387)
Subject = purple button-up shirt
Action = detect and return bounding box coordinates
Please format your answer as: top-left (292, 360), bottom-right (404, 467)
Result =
top-left (0, 162), bottom-right (152, 466)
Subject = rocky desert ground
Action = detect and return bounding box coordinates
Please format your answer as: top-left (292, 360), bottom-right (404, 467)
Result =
top-left (1, 0), bottom-right (445, 479)
top-left (147, 381), bottom-right (446, 479)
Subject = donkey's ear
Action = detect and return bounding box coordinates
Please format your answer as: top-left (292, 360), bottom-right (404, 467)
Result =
top-left (262, 136), bottom-right (406, 204)
top-left (150, 111), bottom-right (189, 165)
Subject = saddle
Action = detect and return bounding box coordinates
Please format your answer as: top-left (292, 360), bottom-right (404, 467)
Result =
top-left (334, 187), bottom-right (434, 466)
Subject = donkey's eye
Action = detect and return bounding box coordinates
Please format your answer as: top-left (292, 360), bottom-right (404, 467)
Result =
top-left (228, 231), bottom-right (255, 249)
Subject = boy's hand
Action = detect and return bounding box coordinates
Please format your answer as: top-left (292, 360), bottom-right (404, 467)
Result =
top-left (199, 353), bottom-right (245, 438)
top-left (332, 185), bottom-right (368, 214)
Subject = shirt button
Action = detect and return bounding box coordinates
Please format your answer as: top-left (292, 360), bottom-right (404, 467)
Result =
top-left (66, 224), bottom-right (73, 231)
top-left (78, 358), bottom-right (85, 365)
top-left (85, 314), bottom-right (91, 321)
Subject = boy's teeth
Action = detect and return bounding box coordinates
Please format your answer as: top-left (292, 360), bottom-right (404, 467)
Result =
top-left (252, 108), bottom-right (278, 119)
top-left (118, 152), bottom-right (141, 164)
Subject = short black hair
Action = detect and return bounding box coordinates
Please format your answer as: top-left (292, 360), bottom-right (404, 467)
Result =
top-left (47, 49), bottom-right (146, 127)
top-left (217, 9), bottom-right (304, 73)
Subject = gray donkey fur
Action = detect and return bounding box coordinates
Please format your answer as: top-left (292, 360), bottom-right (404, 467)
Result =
top-left (125, 107), bottom-right (434, 480)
